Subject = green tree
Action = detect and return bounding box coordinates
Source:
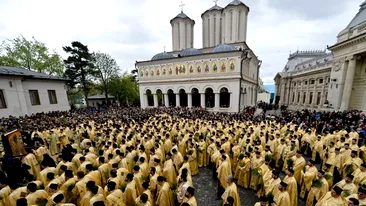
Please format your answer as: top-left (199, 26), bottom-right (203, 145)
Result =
top-left (108, 73), bottom-right (139, 106)
top-left (63, 41), bottom-right (96, 107)
top-left (93, 52), bottom-right (119, 103)
top-left (0, 35), bottom-right (64, 75)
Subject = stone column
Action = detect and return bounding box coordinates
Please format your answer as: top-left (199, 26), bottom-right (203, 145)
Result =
top-left (215, 93), bottom-right (220, 109)
top-left (188, 93), bottom-right (192, 108)
top-left (312, 86), bottom-right (317, 107)
top-left (200, 93), bottom-right (206, 108)
top-left (164, 94), bottom-right (169, 107)
top-left (176, 94), bottom-right (180, 107)
top-left (153, 94), bottom-right (158, 107)
top-left (340, 56), bottom-right (357, 110)
top-left (142, 94), bottom-right (148, 108)
top-left (279, 83), bottom-right (286, 105)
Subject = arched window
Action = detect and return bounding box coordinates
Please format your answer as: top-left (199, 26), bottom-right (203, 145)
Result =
top-left (167, 89), bottom-right (176, 107)
top-left (156, 89), bottom-right (163, 106)
top-left (205, 88), bottom-right (215, 108)
top-left (191, 88), bottom-right (200, 107)
top-left (220, 88), bottom-right (230, 108)
top-left (179, 89), bottom-right (187, 107)
top-left (146, 89), bottom-right (154, 106)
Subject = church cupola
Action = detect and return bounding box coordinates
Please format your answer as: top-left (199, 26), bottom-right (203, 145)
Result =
top-left (201, 1), bottom-right (223, 48)
top-left (222, 0), bottom-right (249, 44)
top-left (171, 2), bottom-right (195, 52)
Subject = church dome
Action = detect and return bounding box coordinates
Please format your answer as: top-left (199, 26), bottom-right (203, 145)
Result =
top-left (151, 52), bottom-right (174, 61)
top-left (225, 0), bottom-right (249, 11)
top-left (170, 12), bottom-right (195, 24)
top-left (212, 44), bottom-right (236, 53)
top-left (180, 48), bottom-right (201, 57)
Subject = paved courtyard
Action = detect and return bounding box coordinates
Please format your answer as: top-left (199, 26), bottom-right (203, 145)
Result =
top-left (192, 166), bottom-right (306, 206)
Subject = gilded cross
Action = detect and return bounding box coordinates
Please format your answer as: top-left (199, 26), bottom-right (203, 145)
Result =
top-left (179, 1), bottom-right (185, 12)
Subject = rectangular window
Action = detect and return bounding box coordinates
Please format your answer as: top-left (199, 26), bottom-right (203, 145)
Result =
top-left (48, 90), bottom-right (58, 104)
top-left (29, 90), bottom-right (40, 105)
top-left (317, 92), bottom-right (321, 105)
top-left (319, 79), bottom-right (323, 84)
top-left (310, 80), bottom-right (315, 85)
top-left (303, 92), bottom-right (306, 103)
top-left (297, 92), bottom-right (300, 103)
top-left (305, 81), bottom-right (308, 85)
top-left (294, 82), bottom-right (296, 86)
top-left (309, 92), bottom-right (313, 104)
top-left (292, 92), bottom-right (295, 102)
top-left (0, 90), bottom-right (6, 109)
top-left (325, 92), bottom-right (328, 100)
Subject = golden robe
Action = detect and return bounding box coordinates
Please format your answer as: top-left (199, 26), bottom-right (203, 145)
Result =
top-left (300, 165), bottom-right (318, 198)
top-left (183, 196), bottom-right (198, 206)
top-left (334, 180), bottom-right (357, 197)
top-left (346, 193), bottom-right (366, 206)
top-left (221, 182), bottom-right (241, 206)
top-left (275, 191), bottom-right (291, 206)
top-left (155, 182), bottom-right (174, 206)
top-left (124, 181), bottom-right (137, 206)
top-left (217, 160), bottom-right (232, 189)
top-left (26, 190), bottom-right (49, 206)
top-left (236, 157), bottom-right (251, 189)
top-left (292, 156), bottom-right (306, 184)
top-left (250, 156), bottom-right (263, 191)
top-left (163, 159), bottom-right (177, 189)
top-left (266, 178), bottom-right (281, 196)
top-left (315, 191), bottom-right (347, 206)
top-left (306, 177), bottom-right (329, 206)
top-left (23, 153), bottom-right (41, 179)
top-left (0, 186), bottom-right (11, 206)
top-left (283, 175), bottom-right (297, 206)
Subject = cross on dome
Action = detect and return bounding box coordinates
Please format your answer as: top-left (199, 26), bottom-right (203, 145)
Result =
top-left (213, 0), bottom-right (218, 5)
top-left (179, 1), bottom-right (185, 13)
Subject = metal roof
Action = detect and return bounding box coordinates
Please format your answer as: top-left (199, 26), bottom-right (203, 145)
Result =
top-left (0, 66), bottom-right (67, 81)
top-left (151, 52), bottom-right (175, 61)
top-left (345, 1), bottom-right (366, 30)
top-left (170, 12), bottom-right (195, 23)
top-left (212, 44), bottom-right (236, 53)
top-left (180, 48), bottom-right (202, 57)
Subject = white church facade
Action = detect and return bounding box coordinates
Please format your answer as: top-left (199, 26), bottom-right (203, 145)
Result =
top-left (136, 0), bottom-right (261, 113)
top-left (274, 1), bottom-right (366, 111)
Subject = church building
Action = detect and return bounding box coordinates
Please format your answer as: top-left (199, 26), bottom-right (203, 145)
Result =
top-left (274, 1), bottom-right (366, 111)
top-left (136, 0), bottom-right (261, 113)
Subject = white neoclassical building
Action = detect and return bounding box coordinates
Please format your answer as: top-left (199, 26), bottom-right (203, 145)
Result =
top-left (136, 0), bottom-right (261, 113)
top-left (274, 1), bottom-right (366, 111)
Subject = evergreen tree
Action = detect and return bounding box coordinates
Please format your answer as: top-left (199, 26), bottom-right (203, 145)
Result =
top-left (63, 41), bottom-right (96, 107)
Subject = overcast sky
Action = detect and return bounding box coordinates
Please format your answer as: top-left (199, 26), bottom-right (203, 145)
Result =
top-left (0, 0), bottom-right (363, 84)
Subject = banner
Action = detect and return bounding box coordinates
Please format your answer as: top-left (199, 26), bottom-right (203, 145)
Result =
top-left (3, 129), bottom-right (25, 156)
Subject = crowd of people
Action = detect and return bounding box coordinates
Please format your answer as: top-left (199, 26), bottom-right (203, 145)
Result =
top-left (0, 107), bottom-right (364, 206)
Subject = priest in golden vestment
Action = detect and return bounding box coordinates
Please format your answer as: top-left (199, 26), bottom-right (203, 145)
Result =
top-left (250, 151), bottom-right (264, 191)
top-left (292, 150), bottom-right (306, 185)
top-left (124, 174), bottom-right (137, 206)
top-left (172, 148), bottom-right (184, 173)
top-left (315, 186), bottom-right (347, 206)
top-left (323, 163), bottom-right (334, 188)
top-left (155, 176), bottom-right (174, 206)
top-left (274, 182), bottom-right (291, 206)
top-left (306, 170), bottom-right (329, 206)
top-left (334, 174), bottom-right (357, 197)
top-left (163, 153), bottom-right (177, 189)
top-left (266, 170), bottom-right (281, 197)
top-left (221, 176), bottom-right (241, 206)
top-left (353, 163), bottom-right (366, 186)
top-left (197, 137), bottom-right (207, 167)
top-left (23, 150), bottom-right (41, 179)
top-left (283, 169), bottom-right (298, 206)
top-left (217, 155), bottom-right (232, 197)
top-left (25, 182), bottom-right (49, 206)
top-left (106, 181), bottom-right (125, 206)
top-left (182, 186), bottom-right (198, 206)
top-left (236, 153), bottom-right (251, 189)
top-left (346, 187), bottom-right (366, 206)
top-left (300, 159), bottom-right (318, 199)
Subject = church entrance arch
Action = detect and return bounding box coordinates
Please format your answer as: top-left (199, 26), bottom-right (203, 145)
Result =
top-left (167, 89), bottom-right (176, 107)
top-left (220, 87), bottom-right (230, 108)
top-left (156, 89), bottom-right (163, 106)
top-left (191, 88), bottom-right (200, 107)
top-left (179, 89), bottom-right (188, 107)
top-left (146, 89), bottom-right (154, 106)
top-left (205, 88), bottom-right (214, 108)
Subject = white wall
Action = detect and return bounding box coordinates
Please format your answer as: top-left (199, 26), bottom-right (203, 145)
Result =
top-left (257, 93), bottom-right (271, 103)
top-left (0, 77), bottom-right (70, 118)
